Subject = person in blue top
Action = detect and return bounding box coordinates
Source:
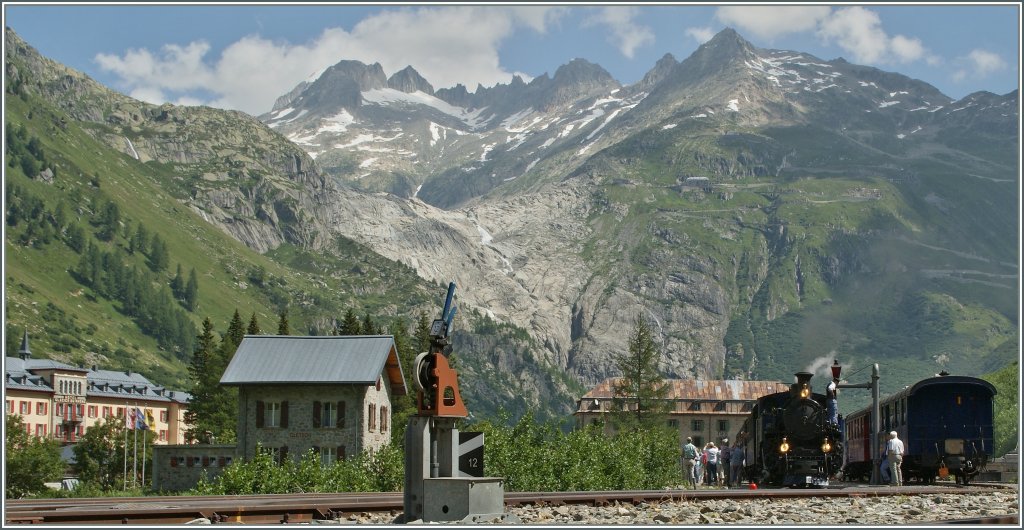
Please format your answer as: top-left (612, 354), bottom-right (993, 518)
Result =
top-left (826, 378), bottom-right (839, 425)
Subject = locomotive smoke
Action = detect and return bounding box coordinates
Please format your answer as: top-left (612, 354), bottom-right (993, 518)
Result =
top-left (803, 351), bottom-right (849, 385)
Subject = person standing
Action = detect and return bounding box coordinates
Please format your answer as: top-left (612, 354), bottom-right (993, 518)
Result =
top-left (826, 378), bottom-right (839, 425)
top-left (719, 437), bottom-right (731, 487)
top-left (682, 437), bottom-right (699, 489)
top-left (886, 431), bottom-right (905, 486)
top-left (704, 442), bottom-right (720, 486)
top-left (729, 442), bottom-right (744, 487)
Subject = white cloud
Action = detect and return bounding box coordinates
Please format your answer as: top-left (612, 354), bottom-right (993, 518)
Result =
top-left (684, 26), bottom-right (715, 44)
top-left (952, 49), bottom-right (1009, 83)
top-left (816, 7), bottom-right (935, 66)
top-left (583, 6), bottom-right (655, 59)
top-left (715, 6), bottom-right (831, 41)
top-left (94, 6), bottom-right (562, 115)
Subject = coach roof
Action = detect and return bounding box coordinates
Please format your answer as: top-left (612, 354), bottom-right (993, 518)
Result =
top-left (220, 335), bottom-right (407, 395)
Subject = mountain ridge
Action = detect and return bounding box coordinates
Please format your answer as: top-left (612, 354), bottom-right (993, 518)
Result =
top-left (4, 26), bottom-right (1018, 418)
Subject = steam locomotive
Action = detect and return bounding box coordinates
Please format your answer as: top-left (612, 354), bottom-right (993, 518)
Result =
top-left (843, 373), bottom-right (995, 485)
top-left (737, 372), bottom-right (844, 487)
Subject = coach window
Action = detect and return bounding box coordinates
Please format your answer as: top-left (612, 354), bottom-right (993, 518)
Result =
top-left (901, 398), bottom-right (907, 425)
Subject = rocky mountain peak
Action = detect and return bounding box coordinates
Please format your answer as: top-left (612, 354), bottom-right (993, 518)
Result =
top-left (387, 65), bottom-right (434, 95)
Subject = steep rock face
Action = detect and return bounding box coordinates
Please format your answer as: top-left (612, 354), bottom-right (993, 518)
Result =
top-left (387, 66), bottom-right (434, 95)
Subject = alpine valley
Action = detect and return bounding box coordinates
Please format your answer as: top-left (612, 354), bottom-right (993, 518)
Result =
top-left (3, 27), bottom-right (1018, 419)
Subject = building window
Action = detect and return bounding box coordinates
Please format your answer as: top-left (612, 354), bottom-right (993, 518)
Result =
top-left (160, 410), bottom-right (168, 422)
top-left (667, 419), bottom-right (679, 428)
top-left (55, 425), bottom-right (63, 437)
top-left (76, 404), bottom-right (85, 417)
top-left (380, 406), bottom-right (387, 433)
top-left (35, 424), bottom-right (47, 437)
top-left (6, 400), bottom-right (12, 413)
top-left (691, 420), bottom-right (704, 431)
top-left (102, 406), bottom-right (112, 418)
top-left (76, 425), bottom-right (85, 436)
top-left (36, 402), bottom-right (46, 415)
top-left (117, 407), bottom-right (124, 418)
top-left (321, 402), bottom-right (337, 428)
top-left (160, 430), bottom-right (167, 442)
top-left (55, 403), bottom-right (65, 416)
top-left (718, 420), bottom-right (729, 433)
top-left (693, 436), bottom-right (704, 448)
top-left (266, 402), bottom-right (281, 427)
top-left (368, 404), bottom-right (376, 431)
top-left (20, 401), bottom-right (29, 415)
top-left (319, 446), bottom-right (337, 466)
top-left (88, 405), bottom-right (97, 418)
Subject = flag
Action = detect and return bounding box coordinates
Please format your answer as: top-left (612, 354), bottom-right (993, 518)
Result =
top-left (127, 407), bottom-right (135, 430)
top-left (135, 407), bottom-right (148, 430)
top-left (145, 409), bottom-right (155, 429)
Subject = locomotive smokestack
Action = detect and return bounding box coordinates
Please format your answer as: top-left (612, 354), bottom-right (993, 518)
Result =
top-left (792, 371), bottom-right (813, 398)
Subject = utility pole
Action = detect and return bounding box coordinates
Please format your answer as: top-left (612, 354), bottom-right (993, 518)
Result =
top-left (834, 361), bottom-right (881, 485)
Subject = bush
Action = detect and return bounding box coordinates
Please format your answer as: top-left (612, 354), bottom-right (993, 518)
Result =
top-left (188, 414), bottom-right (680, 495)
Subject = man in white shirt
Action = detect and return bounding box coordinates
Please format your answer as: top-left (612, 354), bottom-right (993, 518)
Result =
top-left (886, 431), bottom-right (905, 486)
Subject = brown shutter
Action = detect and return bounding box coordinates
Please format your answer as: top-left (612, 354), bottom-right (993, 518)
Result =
top-left (279, 445), bottom-right (288, 464)
top-left (338, 445), bottom-right (345, 461)
top-left (170, 457), bottom-right (178, 468)
top-left (256, 401), bottom-right (264, 428)
top-left (312, 401), bottom-right (321, 428)
top-left (202, 456), bottom-right (209, 467)
top-left (218, 456), bottom-right (226, 467)
top-left (338, 401), bottom-right (345, 428)
top-left (281, 401), bottom-right (289, 428)
top-left (186, 457), bottom-right (194, 467)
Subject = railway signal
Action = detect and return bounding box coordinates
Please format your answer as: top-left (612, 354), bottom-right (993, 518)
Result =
top-left (400, 282), bottom-right (516, 524)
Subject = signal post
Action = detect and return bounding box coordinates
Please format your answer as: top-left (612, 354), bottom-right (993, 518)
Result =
top-left (399, 283), bottom-right (517, 524)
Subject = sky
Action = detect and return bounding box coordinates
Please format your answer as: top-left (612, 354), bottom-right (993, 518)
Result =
top-left (2, 3), bottom-right (1020, 116)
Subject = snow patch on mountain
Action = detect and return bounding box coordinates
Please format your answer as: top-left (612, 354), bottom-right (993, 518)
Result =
top-left (662, 123), bottom-right (678, 130)
top-left (361, 88), bottom-right (489, 129)
top-left (319, 110), bottom-right (355, 134)
top-left (727, 99), bottom-right (740, 112)
top-left (359, 158), bottom-right (377, 168)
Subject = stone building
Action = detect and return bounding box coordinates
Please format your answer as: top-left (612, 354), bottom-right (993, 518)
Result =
top-left (4, 334), bottom-right (190, 445)
top-left (574, 378), bottom-right (790, 447)
top-left (151, 334), bottom-right (406, 491)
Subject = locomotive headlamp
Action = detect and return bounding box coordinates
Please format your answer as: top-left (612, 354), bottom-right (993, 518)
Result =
top-left (822, 439), bottom-right (832, 453)
top-left (780, 437), bottom-right (790, 453)
top-left (799, 385), bottom-right (810, 399)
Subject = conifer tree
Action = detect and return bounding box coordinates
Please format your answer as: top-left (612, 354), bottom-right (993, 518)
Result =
top-left (170, 264), bottom-right (184, 298)
top-left (147, 233), bottom-right (169, 272)
top-left (223, 309), bottom-right (245, 351)
top-left (339, 309), bottom-right (361, 335)
top-left (247, 312), bottom-right (261, 335)
top-left (277, 309), bottom-right (291, 335)
top-left (612, 313), bottom-right (671, 430)
top-left (362, 313), bottom-right (379, 335)
top-left (185, 318), bottom-right (218, 443)
top-left (184, 268), bottom-right (199, 311)
top-left (414, 311), bottom-right (432, 353)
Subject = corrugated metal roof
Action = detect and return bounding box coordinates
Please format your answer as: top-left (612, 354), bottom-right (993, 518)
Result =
top-left (583, 378), bottom-right (791, 401)
top-left (220, 335), bottom-right (407, 394)
top-left (4, 356), bottom-right (82, 373)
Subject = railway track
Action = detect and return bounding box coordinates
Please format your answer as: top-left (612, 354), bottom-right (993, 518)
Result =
top-left (5, 484), bottom-right (1016, 525)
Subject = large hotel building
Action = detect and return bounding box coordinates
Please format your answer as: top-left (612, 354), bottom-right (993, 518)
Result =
top-left (4, 334), bottom-right (191, 445)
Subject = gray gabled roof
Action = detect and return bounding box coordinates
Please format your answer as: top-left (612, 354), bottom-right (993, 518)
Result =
top-left (220, 335), bottom-right (407, 395)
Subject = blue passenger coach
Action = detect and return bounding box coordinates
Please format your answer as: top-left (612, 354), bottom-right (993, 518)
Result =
top-left (843, 373), bottom-right (995, 485)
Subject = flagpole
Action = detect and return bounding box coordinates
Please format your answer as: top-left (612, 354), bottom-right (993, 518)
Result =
top-left (133, 404), bottom-right (138, 489)
top-left (141, 422), bottom-right (147, 489)
top-left (123, 402), bottom-right (129, 491)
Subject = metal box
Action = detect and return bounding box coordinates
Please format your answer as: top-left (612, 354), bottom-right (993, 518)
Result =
top-left (422, 477), bottom-right (505, 522)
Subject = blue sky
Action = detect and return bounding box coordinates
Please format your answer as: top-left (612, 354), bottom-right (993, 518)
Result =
top-left (3, 4), bottom-right (1020, 116)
